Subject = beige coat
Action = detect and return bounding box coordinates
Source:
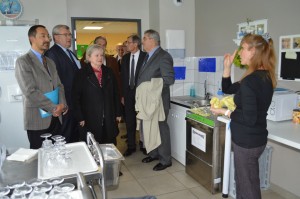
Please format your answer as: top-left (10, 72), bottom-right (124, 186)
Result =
top-left (135, 78), bottom-right (165, 153)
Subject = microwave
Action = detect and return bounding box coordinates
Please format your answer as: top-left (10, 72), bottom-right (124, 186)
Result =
top-left (267, 91), bottom-right (298, 121)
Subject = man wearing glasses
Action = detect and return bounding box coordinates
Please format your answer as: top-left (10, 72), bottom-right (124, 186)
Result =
top-left (15, 25), bottom-right (67, 149)
top-left (45, 24), bottom-right (81, 143)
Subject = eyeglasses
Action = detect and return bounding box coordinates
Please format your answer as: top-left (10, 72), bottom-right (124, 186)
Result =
top-left (55, 33), bottom-right (73, 38)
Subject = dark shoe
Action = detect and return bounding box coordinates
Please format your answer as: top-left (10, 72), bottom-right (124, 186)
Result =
top-left (153, 163), bottom-right (172, 171)
top-left (140, 147), bottom-right (147, 155)
top-left (142, 156), bottom-right (158, 163)
top-left (121, 135), bottom-right (127, 139)
top-left (123, 148), bottom-right (136, 157)
top-left (119, 171), bottom-right (123, 176)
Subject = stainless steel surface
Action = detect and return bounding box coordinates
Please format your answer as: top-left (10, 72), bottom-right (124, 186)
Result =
top-left (185, 117), bottom-right (225, 194)
top-left (171, 95), bottom-right (209, 108)
top-left (0, 142), bottom-right (105, 199)
top-left (76, 172), bottom-right (94, 199)
top-left (87, 132), bottom-right (107, 199)
top-left (38, 142), bottom-right (98, 179)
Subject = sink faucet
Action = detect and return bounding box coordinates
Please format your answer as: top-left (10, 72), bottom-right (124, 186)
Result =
top-left (204, 80), bottom-right (211, 100)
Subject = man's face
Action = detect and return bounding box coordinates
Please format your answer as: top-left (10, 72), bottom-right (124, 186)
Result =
top-left (54, 28), bottom-right (72, 48)
top-left (116, 45), bottom-right (124, 56)
top-left (142, 33), bottom-right (153, 52)
top-left (30, 27), bottom-right (51, 53)
top-left (126, 38), bottom-right (135, 53)
top-left (95, 39), bottom-right (107, 51)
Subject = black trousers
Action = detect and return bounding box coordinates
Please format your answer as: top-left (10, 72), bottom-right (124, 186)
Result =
top-left (61, 110), bottom-right (79, 143)
top-left (27, 117), bottom-right (62, 149)
top-left (233, 142), bottom-right (266, 199)
top-left (124, 88), bottom-right (137, 150)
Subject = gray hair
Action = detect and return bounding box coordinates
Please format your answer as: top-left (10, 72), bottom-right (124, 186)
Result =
top-left (52, 24), bottom-right (70, 41)
top-left (85, 44), bottom-right (104, 62)
top-left (144, 29), bottom-right (160, 46)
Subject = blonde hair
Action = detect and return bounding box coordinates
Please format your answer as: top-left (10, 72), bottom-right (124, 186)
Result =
top-left (240, 34), bottom-right (277, 88)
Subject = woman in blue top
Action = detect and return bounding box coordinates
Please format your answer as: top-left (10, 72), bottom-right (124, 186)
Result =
top-left (211, 33), bottom-right (277, 199)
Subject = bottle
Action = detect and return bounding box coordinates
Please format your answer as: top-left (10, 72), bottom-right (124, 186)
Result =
top-left (190, 85), bottom-right (196, 97)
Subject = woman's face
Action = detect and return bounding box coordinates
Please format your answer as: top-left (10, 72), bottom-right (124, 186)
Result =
top-left (88, 49), bottom-right (104, 68)
top-left (238, 42), bottom-right (254, 66)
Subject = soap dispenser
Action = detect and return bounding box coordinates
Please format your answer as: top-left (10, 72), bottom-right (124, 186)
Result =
top-left (190, 85), bottom-right (196, 97)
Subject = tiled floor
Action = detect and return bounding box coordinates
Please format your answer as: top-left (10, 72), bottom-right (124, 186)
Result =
top-left (95, 123), bottom-right (289, 199)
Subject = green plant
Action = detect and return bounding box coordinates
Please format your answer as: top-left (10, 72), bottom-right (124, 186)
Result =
top-left (233, 46), bottom-right (247, 69)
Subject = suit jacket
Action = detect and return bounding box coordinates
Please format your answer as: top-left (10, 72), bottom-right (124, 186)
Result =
top-left (137, 47), bottom-right (174, 110)
top-left (121, 50), bottom-right (146, 99)
top-left (45, 44), bottom-right (79, 109)
top-left (15, 50), bottom-right (66, 130)
top-left (72, 64), bottom-right (121, 143)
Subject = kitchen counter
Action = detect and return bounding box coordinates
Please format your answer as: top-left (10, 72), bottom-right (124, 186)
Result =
top-left (217, 116), bottom-right (300, 150)
top-left (267, 120), bottom-right (300, 150)
top-left (171, 95), bottom-right (208, 108)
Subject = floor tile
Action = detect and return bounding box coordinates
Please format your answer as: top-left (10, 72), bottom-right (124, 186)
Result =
top-left (170, 170), bottom-right (200, 188)
top-left (138, 173), bottom-right (186, 195)
top-left (127, 162), bottom-right (168, 179)
top-left (156, 189), bottom-right (198, 199)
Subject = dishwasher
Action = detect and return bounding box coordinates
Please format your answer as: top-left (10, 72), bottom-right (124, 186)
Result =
top-left (185, 110), bottom-right (225, 194)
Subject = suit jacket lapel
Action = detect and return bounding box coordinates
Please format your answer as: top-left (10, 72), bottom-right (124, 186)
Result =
top-left (139, 47), bottom-right (161, 75)
top-left (28, 50), bottom-right (51, 77)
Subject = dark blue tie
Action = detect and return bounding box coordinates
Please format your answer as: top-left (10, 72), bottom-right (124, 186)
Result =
top-left (130, 55), bottom-right (135, 89)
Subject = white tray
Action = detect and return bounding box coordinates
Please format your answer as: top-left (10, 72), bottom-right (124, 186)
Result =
top-left (38, 142), bottom-right (99, 179)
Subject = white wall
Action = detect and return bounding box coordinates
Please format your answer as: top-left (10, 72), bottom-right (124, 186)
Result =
top-left (195, 0), bottom-right (300, 91)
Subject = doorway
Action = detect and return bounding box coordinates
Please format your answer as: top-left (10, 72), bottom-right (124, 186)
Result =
top-left (71, 17), bottom-right (141, 59)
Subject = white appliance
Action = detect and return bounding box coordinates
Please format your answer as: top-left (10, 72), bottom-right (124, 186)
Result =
top-left (267, 91), bottom-right (298, 121)
top-left (0, 26), bottom-right (31, 149)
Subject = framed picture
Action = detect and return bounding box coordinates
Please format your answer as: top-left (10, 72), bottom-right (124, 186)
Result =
top-left (281, 38), bottom-right (291, 50)
top-left (293, 37), bottom-right (300, 49)
top-left (0, 0), bottom-right (23, 20)
top-left (236, 19), bottom-right (268, 40)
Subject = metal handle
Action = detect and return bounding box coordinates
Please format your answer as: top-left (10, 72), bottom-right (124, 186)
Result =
top-left (86, 132), bottom-right (107, 199)
top-left (0, 86), bottom-right (2, 98)
top-left (76, 172), bottom-right (94, 199)
top-left (11, 94), bottom-right (23, 100)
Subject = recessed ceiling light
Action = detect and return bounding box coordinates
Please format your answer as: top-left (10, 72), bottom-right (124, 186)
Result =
top-left (83, 26), bottom-right (103, 30)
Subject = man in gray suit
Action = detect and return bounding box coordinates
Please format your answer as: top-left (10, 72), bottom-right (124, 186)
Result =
top-left (137, 29), bottom-right (175, 171)
top-left (15, 25), bottom-right (67, 149)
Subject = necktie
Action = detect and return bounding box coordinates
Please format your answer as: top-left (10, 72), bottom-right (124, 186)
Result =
top-left (130, 55), bottom-right (135, 89)
top-left (41, 55), bottom-right (50, 75)
top-left (67, 49), bottom-right (76, 64)
top-left (143, 53), bottom-right (149, 66)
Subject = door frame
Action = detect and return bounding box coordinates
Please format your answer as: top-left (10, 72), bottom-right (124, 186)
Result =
top-left (71, 17), bottom-right (141, 54)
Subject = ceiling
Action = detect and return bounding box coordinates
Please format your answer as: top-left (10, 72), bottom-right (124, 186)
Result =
top-left (75, 20), bottom-right (138, 34)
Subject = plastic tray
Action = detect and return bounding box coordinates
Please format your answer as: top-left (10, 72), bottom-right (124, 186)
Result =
top-left (38, 142), bottom-right (99, 179)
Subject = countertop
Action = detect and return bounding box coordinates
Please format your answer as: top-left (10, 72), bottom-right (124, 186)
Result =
top-left (171, 97), bottom-right (300, 151)
top-left (217, 116), bottom-right (300, 151)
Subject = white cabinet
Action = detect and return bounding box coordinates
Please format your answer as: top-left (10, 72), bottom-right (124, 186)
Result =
top-left (168, 102), bottom-right (189, 165)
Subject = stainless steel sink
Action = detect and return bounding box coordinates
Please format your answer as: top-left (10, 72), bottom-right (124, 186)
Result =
top-left (171, 96), bottom-right (210, 108)
top-left (184, 99), bottom-right (210, 107)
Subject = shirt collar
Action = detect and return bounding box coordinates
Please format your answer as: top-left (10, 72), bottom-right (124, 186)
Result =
top-left (30, 48), bottom-right (43, 64)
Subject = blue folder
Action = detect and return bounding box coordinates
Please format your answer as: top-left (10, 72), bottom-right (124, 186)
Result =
top-left (39, 88), bottom-right (59, 118)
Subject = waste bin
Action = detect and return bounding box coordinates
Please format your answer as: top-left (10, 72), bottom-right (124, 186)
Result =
top-left (99, 144), bottom-right (124, 187)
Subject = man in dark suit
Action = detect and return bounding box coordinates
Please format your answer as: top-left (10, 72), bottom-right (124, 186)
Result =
top-left (15, 25), bottom-right (67, 149)
top-left (137, 29), bottom-right (175, 171)
top-left (121, 35), bottom-right (146, 157)
top-left (45, 24), bottom-right (81, 143)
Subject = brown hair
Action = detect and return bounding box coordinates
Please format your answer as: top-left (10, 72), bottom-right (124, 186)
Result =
top-left (240, 34), bottom-right (277, 88)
